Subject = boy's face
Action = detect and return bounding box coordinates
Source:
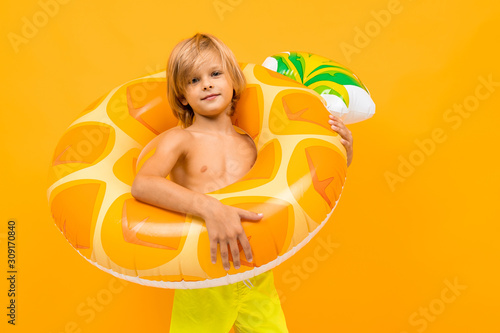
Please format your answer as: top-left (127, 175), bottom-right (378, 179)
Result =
top-left (180, 53), bottom-right (234, 119)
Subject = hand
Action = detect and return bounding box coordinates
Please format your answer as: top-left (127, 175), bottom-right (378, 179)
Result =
top-left (328, 115), bottom-right (353, 167)
top-left (204, 202), bottom-right (263, 271)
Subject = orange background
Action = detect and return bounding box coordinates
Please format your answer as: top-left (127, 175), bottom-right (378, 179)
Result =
top-left (1, 0), bottom-right (499, 332)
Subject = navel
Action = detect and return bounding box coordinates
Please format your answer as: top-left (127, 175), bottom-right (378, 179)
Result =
top-left (200, 165), bottom-right (208, 173)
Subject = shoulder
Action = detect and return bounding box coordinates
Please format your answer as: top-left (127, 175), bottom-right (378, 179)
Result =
top-left (238, 132), bottom-right (257, 155)
top-left (155, 126), bottom-right (193, 154)
top-left (238, 131), bottom-right (254, 145)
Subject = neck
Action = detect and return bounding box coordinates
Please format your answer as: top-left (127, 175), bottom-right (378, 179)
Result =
top-left (188, 110), bottom-right (236, 135)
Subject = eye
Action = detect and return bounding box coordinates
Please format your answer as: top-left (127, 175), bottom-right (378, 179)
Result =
top-left (212, 71), bottom-right (222, 77)
top-left (189, 77), bottom-right (199, 84)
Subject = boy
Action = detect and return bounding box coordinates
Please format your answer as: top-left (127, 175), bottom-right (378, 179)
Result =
top-left (131, 33), bottom-right (353, 333)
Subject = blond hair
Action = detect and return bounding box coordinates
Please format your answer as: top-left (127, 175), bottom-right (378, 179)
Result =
top-left (166, 33), bottom-right (246, 128)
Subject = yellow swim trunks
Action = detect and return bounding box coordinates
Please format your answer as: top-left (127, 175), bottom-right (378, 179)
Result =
top-left (169, 270), bottom-right (289, 333)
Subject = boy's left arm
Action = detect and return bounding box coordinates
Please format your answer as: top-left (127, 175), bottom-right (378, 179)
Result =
top-left (328, 115), bottom-right (353, 167)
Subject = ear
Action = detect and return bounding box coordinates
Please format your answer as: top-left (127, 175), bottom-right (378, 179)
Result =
top-left (180, 97), bottom-right (188, 106)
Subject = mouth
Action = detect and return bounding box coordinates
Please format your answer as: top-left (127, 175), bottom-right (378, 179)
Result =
top-left (202, 94), bottom-right (219, 100)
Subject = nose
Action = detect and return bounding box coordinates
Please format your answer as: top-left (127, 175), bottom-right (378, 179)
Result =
top-left (202, 77), bottom-right (213, 90)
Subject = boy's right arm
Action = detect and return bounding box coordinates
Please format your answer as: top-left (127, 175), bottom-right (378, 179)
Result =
top-left (131, 128), bottom-right (210, 220)
top-left (131, 128), bottom-right (261, 271)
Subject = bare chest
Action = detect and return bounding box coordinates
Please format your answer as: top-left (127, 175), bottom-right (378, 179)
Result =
top-left (171, 133), bottom-right (256, 192)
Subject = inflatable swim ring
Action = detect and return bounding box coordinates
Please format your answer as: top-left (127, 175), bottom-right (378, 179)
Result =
top-left (263, 51), bottom-right (375, 124)
top-left (47, 56), bottom-right (371, 289)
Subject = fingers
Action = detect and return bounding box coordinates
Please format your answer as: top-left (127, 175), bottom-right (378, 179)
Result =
top-left (219, 240), bottom-right (230, 271)
top-left (210, 240), bottom-right (218, 264)
top-left (210, 231), bottom-right (254, 271)
top-left (210, 237), bottom-right (231, 271)
top-left (237, 208), bottom-right (263, 221)
top-left (210, 236), bottom-right (249, 271)
top-left (328, 115), bottom-right (353, 147)
top-left (328, 115), bottom-right (354, 167)
top-left (227, 233), bottom-right (253, 270)
top-left (214, 239), bottom-right (245, 271)
top-left (228, 239), bottom-right (241, 270)
top-left (210, 237), bottom-right (231, 270)
top-left (238, 233), bottom-right (253, 264)
top-left (208, 207), bottom-right (261, 271)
